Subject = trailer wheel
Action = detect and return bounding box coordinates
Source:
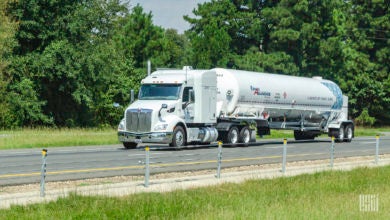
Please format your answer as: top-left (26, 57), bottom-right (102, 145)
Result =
top-left (294, 131), bottom-right (304, 140)
top-left (294, 131), bottom-right (316, 140)
top-left (239, 126), bottom-right (251, 144)
top-left (336, 125), bottom-right (345, 142)
top-left (224, 126), bottom-right (239, 145)
top-left (344, 125), bottom-right (353, 142)
top-left (170, 126), bottom-right (186, 147)
top-left (123, 142), bottom-right (137, 149)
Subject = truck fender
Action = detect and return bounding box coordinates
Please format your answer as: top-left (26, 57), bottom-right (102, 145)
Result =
top-left (163, 115), bottom-right (188, 132)
top-left (328, 120), bottom-right (354, 130)
top-left (216, 122), bottom-right (235, 132)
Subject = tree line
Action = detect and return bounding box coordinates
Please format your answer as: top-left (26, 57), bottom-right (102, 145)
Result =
top-left (0, 0), bottom-right (389, 128)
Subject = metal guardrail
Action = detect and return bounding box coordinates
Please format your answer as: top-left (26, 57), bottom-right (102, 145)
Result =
top-left (26, 135), bottom-right (387, 196)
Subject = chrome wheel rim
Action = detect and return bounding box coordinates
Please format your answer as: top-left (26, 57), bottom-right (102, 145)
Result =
top-left (346, 127), bottom-right (353, 139)
top-left (230, 129), bottom-right (238, 144)
top-left (243, 129), bottom-right (250, 143)
top-left (175, 131), bottom-right (184, 146)
top-left (339, 127), bottom-right (344, 140)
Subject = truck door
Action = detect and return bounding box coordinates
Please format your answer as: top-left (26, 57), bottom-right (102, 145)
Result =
top-left (182, 87), bottom-right (195, 123)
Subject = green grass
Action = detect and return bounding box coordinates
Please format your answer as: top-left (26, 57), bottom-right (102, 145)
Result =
top-left (0, 127), bottom-right (388, 150)
top-left (1, 166), bottom-right (389, 219)
top-left (0, 127), bottom-right (119, 150)
top-left (354, 127), bottom-right (390, 137)
top-left (263, 126), bottom-right (390, 139)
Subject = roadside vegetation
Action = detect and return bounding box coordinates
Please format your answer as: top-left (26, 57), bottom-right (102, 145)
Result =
top-left (1, 165), bottom-right (389, 219)
top-left (1, 0), bottom-right (389, 130)
top-left (0, 127), bottom-right (389, 150)
top-left (0, 127), bottom-right (117, 149)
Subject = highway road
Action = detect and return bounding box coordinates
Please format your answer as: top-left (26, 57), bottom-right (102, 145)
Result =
top-left (1, 137), bottom-right (389, 186)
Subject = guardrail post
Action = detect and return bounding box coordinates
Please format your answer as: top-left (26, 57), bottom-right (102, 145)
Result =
top-left (330, 136), bottom-right (335, 168)
top-left (40, 149), bottom-right (48, 197)
top-left (282, 138), bottom-right (287, 174)
top-left (145, 146), bottom-right (150, 187)
top-left (216, 141), bottom-right (223, 179)
top-left (375, 135), bottom-right (380, 164)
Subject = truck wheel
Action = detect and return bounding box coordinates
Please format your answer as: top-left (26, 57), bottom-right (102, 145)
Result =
top-left (239, 126), bottom-right (251, 144)
top-left (123, 142), bottom-right (137, 149)
top-left (294, 131), bottom-right (304, 140)
top-left (336, 125), bottom-right (344, 142)
top-left (294, 131), bottom-right (315, 140)
top-left (170, 126), bottom-right (186, 147)
top-left (344, 125), bottom-right (353, 142)
top-left (225, 126), bottom-right (239, 145)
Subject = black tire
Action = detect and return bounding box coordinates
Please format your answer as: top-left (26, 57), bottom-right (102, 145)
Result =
top-left (239, 126), bottom-right (251, 144)
top-left (218, 131), bottom-right (227, 142)
top-left (170, 126), bottom-right (186, 147)
top-left (123, 142), bottom-right (137, 149)
top-left (224, 126), bottom-right (239, 144)
top-left (294, 130), bottom-right (316, 140)
top-left (344, 125), bottom-right (353, 142)
top-left (294, 130), bottom-right (304, 140)
top-left (336, 125), bottom-right (345, 142)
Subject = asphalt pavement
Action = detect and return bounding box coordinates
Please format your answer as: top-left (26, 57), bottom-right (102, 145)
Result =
top-left (0, 136), bottom-right (389, 186)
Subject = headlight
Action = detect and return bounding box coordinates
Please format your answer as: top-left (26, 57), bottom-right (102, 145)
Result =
top-left (154, 123), bottom-right (168, 131)
top-left (118, 119), bottom-right (125, 131)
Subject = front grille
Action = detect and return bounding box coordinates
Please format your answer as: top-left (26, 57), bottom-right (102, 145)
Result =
top-left (125, 108), bottom-right (152, 132)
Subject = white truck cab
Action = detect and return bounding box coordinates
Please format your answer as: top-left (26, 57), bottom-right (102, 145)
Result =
top-left (118, 67), bottom-right (219, 148)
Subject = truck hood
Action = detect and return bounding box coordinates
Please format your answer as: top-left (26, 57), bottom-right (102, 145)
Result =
top-left (126, 100), bottom-right (178, 111)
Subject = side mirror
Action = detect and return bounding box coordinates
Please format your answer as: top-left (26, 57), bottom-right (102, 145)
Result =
top-left (183, 89), bottom-right (194, 109)
top-left (158, 104), bottom-right (168, 121)
top-left (188, 89), bottom-right (194, 103)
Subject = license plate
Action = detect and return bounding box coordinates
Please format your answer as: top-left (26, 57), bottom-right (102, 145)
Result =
top-left (134, 139), bottom-right (142, 143)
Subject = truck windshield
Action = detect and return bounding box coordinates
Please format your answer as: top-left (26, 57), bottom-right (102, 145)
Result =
top-left (139, 84), bottom-right (181, 100)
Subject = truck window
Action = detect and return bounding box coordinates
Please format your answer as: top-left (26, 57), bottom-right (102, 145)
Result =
top-left (139, 84), bottom-right (181, 100)
top-left (182, 87), bottom-right (195, 102)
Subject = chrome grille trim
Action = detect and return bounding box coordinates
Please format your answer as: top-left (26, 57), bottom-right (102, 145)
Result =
top-left (125, 108), bottom-right (152, 132)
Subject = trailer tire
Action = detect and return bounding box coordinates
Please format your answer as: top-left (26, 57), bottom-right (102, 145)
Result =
top-left (336, 125), bottom-right (345, 142)
top-left (123, 142), bottom-right (138, 149)
top-left (294, 131), bottom-right (315, 140)
top-left (239, 126), bottom-right (251, 144)
top-left (170, 126), bottom-right (186, 147)
top-left (344, 125), bottom-right (353, 142)
top-left (224, 126), bottom-right (239, 145)
top-left (294, 131), bottom-right (304, 140)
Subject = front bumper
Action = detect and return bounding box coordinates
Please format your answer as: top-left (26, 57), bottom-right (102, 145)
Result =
top-left (118, 131), bottom-right (173, 144)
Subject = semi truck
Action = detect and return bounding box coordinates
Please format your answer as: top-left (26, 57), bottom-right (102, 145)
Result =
top-left (118, 67), bottom-right (354, 148)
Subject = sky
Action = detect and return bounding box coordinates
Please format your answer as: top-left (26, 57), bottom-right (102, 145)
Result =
top-left (130, 0), bottom-right (210, 33)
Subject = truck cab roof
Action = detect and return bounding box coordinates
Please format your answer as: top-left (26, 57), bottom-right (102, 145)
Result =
top-left (142, 67), bottom-right (208, 84)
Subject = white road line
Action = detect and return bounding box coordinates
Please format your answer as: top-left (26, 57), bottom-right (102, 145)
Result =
top-left (264, 145), bottom-right (296, 149)
top-left (359, 142), bottom-right (377, 145)
top-left (128, 152), bottom-right (165, 157)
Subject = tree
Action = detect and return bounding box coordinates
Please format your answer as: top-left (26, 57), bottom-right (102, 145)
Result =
top-left (158, 29), bottom-right (190, 68)
top-left (6, 0), bottom-right (137, 127)
top-left (1, 0), bottom-right (18, 128)
top-left (185, 0), bottom-right (389, 125)
top-left (337, 0), bottom-right (390, 124)
top-left (185, 0), bottom-right (254, 68)
top-left (115, 5), bottom-right (161, 68)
